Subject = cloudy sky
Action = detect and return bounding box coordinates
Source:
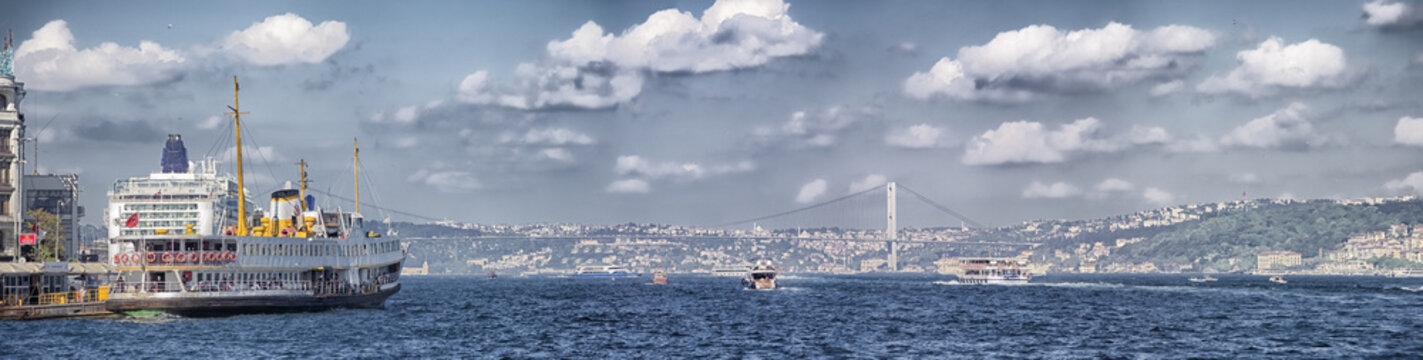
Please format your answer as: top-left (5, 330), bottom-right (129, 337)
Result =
top-left (4, 0), bottom-right (1423, 229)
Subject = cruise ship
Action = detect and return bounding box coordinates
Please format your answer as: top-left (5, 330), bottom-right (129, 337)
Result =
top-left (103, 78), bottom-right (404, 316)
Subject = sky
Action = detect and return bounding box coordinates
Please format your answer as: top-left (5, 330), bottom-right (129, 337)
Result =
top-left (2, 0), bottom-right (1423, 229)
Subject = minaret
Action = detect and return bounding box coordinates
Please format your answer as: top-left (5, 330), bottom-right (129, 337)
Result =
top-left (0, 31), bottom-right (26, 260)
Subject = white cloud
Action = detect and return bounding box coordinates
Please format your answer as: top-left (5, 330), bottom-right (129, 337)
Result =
top-left (1393, 116), bottom-right (1423, 146)
top-left (605, 179), bottom-right (651, 194)
top-left (614, 155), bottom-right (753, 180)
top-left (1196, 37), bottom-right (1351, 98)
top-left (796, 179), bottom-right (828, 203)
top-left (1230, 172), bottom-right (1260, 184)
top-left (197, 116), bottom-right (223, 130)
top-left (1165, 135), bottom-right (1221, 153)
top-left (1022, 181), bottom-right (1082, 199)
top-left (848, 174), bottom-right (888, 193)
top-left (221, 145), bottom-right (287, 165)
top-left (1385, 172), bottom-right (1423, 195)
top-left (224, 13), bottom-right (349, 66)
top-left (905, 22), bottom-right (1214, 102)
top-left (391, 136), bottom-right (420, 149)
top-left (1219, 102), bottom-right (1327, 149)
top-left (1363, 0), bottom-right (1422, 28)
top-left (407, 169), bottom-right (482, 193)
top-left (1149, 80), bottom-right (1184, 97)
top-left (500, 128), bottom-right (597, 146)
top-left (753, 106), bottom-right (872, 148)
top-left (1413, 51), bottom-right (1423, 67)
top-left (1095, 178), bottom-right (1135, 193)
top-left (885, 124), bottom-right (948, 149)
top-left (962, 118), bottom-right (1169, 165)
top-left (1143, 187), bottom-right (1175, 204)
top-left (15, 20), bottom-right (187, 91)
top-left (540, 148), bottom-right (574, 162)
top-left (457, 0), bottom-right (822, 110)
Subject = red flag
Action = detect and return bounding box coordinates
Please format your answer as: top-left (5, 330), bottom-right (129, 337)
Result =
top-left (125, 213), bottom-right (140, 228)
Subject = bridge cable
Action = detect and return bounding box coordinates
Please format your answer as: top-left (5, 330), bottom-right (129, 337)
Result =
top-left (707, 184), bottom-right (886, 229)
top-left (896, 184), bottom-right (985, 229)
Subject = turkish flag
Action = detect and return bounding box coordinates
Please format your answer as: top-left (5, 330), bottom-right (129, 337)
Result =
top-left (125, 213), bottom-right (140, 228)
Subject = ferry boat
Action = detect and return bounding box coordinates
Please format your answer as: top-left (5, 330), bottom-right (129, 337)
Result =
top-left (711, 264), bottom-right (749, 277)
top-left (954, 258), bottom-right (1031, 285)
top-left (572, 265), bottom-right (639, 278)
top-left (741, 259), bottom-right (777, 290)
top-left (651, 267), bottom-right (668, 285)
top-left (1188, 275), bottom-right (1219, 283)
top-left (103, 77), bottom-right (404, 317)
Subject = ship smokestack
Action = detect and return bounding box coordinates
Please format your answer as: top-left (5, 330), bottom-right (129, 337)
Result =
top-left (162, 134), bottom-right (189, 173)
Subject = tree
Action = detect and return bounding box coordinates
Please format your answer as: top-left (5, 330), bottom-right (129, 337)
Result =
top-left (24, 209), bottom-right (64, 262)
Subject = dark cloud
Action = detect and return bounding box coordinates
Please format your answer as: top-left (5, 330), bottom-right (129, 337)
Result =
top-left (73, 118), bottom-right (163, 143)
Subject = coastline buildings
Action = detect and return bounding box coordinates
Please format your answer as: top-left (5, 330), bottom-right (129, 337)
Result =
top-left (1257, 251), bottom-right (1301, 270)
top-left (23, 174), bottom-right (82, 260)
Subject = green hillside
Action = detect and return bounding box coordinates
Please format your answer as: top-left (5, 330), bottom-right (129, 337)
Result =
top-left (1035, 199), bottom-right (1423, 272)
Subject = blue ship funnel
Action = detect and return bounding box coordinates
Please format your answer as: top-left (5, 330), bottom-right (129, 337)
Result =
top-left (161, 134), bottom-right (189, 173)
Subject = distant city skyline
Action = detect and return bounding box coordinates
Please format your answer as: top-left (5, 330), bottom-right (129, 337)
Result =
top-left (3, 0), bottom-right (1422, 228)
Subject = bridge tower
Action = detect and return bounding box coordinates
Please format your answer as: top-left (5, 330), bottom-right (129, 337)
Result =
top-left (886, 182), bottom-right (897, 271)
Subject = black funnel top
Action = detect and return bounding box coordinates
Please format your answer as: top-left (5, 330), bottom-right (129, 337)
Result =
top-left (161, 134), bottom-right (188, 173)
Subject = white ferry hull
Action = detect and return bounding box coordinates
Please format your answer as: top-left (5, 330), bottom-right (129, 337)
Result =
top-left (105, 283), bottom-right (399, 317)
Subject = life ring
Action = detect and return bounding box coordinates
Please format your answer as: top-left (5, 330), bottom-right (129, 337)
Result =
top-left (189, 252), bottom-right (199, 263)
top-left (176, 252), bottom-right (188, 263)
top-left (162, 252), bottom-right (174, 263)
top-left (202, 252), bottom-right (213, 262)
top-left (114, 254), bottom-right (123, 264)
top-left (226, 252), bottom-right (237, 262)
top-left (224, 227), bottom-right (236, 236)
top-left (130, 253), bottom-right (139, 264)
top-left (145, 252), bottom-right (157, 263)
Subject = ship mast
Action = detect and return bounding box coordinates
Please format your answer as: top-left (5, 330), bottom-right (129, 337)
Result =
top-left (297, 159), bottom-right (308, 211)
top-left (224, 76), bottom-right (250, 236)
top-left (353, 138), bottom-right (359, 214)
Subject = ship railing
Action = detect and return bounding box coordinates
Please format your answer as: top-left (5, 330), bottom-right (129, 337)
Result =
top-left (108, 280), bottom-right (387, 296)
top-left (29, 286), bottom-right (110, 306)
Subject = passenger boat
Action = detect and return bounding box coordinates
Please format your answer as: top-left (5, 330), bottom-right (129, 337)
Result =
top-left (741, 259), bottom-right (777, 290)
top-left (1188, 275), bottom-right (1219, 283)
top-left (711, 264), bottom-right (749, 277)
top-left (103, 77), bottom-right (404, 317)
top-left (1268, 276), bottom-right (1286, 284)
top-left (651, 267), bottom-right (668, 285)
top-left (954, 258), bottom-right (1031, 285)
top-left (572, 265), bottom-right (639, 278)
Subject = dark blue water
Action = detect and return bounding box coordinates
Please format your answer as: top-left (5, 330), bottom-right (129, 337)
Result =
top-left (4, 274), bottom-right (1423, 358)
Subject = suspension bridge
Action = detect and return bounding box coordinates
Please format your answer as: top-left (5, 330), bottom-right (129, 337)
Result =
top-left (399, 182), bottom-right (1039, 271)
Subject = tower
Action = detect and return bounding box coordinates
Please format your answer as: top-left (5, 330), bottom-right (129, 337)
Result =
top-left (0, 57), bottom-right (25, 260)
top-left (886, 181), bottom-right (897, 272)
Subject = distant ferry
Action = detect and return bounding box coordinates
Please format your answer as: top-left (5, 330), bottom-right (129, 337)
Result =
top-left (742, 259), bottom-right (777, 290)
top-left (955, 258), bottom-right (1031, 285)
top-left (104, 78), bottom-right (403, 317)
top-left (711, 265), bottom-right (749, 277)
top-left (572, 265), bottom-right (639, 278)
top-left (1188, 275), bottom-right (1219, 283)
top-left (1268, 276), bottom-right (1286, 284)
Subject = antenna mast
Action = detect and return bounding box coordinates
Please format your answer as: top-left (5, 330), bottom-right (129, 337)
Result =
top-left (353, 138), bottom-right (359, 214)
top-left (224, 76), bottom-right (250, 236)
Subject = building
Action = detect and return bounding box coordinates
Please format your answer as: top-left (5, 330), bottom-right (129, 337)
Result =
top-left (0, 56), bottom-right (25, 261)
top-left (23, 174), bottom-right (82, 261)
top-left (1257, 251), bottom-right (1302, 270)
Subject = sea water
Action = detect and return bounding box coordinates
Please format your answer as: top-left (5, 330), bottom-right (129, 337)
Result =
top-left (2, 274), bottom-right (1421, 358)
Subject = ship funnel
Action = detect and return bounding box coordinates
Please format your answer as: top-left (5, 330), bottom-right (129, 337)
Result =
top-left (161, 134), bottom-right (189, 173)
top-left (268, 189), bottom-right (301, 236)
